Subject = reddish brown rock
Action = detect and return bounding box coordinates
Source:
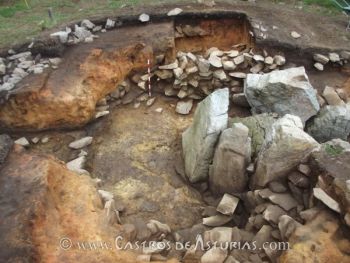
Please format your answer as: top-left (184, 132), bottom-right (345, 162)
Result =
top-left (0, 44), bottom-right (152, 131)
top-left (280, 211), bottom-right (350, 263)
top-left (0, 147), bottom-right (179, 262)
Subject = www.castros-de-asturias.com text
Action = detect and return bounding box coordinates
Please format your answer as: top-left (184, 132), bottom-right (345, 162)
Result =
top-left (59, 235), bottom-right (290, 252)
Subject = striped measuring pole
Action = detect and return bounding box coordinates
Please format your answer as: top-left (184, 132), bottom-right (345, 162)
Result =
top-left (147, 59), bottom-right (152, 97)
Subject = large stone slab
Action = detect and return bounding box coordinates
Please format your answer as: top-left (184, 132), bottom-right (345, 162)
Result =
top-left (231, 113), bottom-right (277, 157)
top-left (0, 146), bottom-right (139, 262)
top-left (182, 88), bottom-right (229, 183)
top-left (244, 67), bottom-right (320, 123)
top-left (251, 114), bottom-right (319, 188)
top-left (209, 123), bottom-right (251, 194)
top-left (307, 104), bottom-right (350, 143)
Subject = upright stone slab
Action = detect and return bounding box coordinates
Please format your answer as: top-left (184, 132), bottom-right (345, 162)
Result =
top-left (307, 104), bottom-right (350, 143)
top-left (244, 67), bottom-right (320, 123)
top-left (251, 114), bottom-right (319, 188)
top-left (182, 88), bottom-right (229, 183)
top-left (209, 123), bottom-right (251, 194)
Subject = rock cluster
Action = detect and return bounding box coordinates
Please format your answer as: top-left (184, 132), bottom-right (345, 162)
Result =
top-left (150, 48), bottom-right (287, 115)
top-left (313, 51), bottom-right (350, 71)
top-left (0, 51), bottom-right (61, 93)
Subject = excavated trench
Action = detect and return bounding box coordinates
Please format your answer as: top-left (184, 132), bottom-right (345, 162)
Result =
top-left (1, 10), bottom-right (350, 263)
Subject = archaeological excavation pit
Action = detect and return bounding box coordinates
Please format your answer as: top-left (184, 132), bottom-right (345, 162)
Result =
top-left (0, 5), bottom-right (350, 263)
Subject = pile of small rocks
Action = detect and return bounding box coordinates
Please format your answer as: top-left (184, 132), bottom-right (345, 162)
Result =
top-left (143, 47), bottom-right (287, 115)
top-left (313, 51), bottom-right (350, 71)
top-left (0, 51), bottom-right (61, 93)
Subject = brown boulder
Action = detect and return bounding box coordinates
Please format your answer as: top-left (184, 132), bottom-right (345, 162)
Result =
top-left (280, 211), bottom-right (350, 263)
top-left (0, 147), bottom-right (179, 262)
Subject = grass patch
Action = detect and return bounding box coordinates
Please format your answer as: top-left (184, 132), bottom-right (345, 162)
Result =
top-left (324, 143), bottom-right (344, 156)
top-left (0, 2), bottom-right (28, 18)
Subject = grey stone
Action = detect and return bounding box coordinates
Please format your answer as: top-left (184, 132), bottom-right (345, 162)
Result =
top-left (98, 190), bottom-right (114, 202)
top-left (66, 156), bottom-right (89, 175)
top-left (314, 63), bottom-right (324, 71)
top-left (307, 104), bottom-right (350, 143)
top-left (182, 88), bottom-right (229, 183)
top-left (231, 113), bottom-right (277, 157)
top-left (167, 7), bottom-right (183, 16)
top-left (322, 86), bottom-right (345, 106)
top-left (313, 54), bottom-right (329, 64)
top-left (329, 52), bottom-right (340, 62)
top-left (251, 114), bottom-right (319, 188)
top-left (208, 55), bottom-right (222, 68)
top-left (198, 58), bottom-right (211, 73)
top-left (139, 13), bottom-right (150, 22)
top-left (222, 61), bottom-right (236, 71)
top-left (81, 19), bottom-right (95, 29)
top-left (203, 214), bottom-right (233, 227)
top-left (274, 55), bottom-right (286, 66)
top-left (69, 136), bottom-right (93, 149)
top-left (105, 19), bottom-right (116, 29)
top-left (155, 69), bottom-right (173, 79)
top-left (176, 100), bottom-right (193, 115)
top-left (229, 72), bottom-right (246, 79)
top-left (288, 171), bottom-right (310, 188)
top-left (263, 204), bottom-right (286, 224)
top-left (216, 194), bottom-right (240, 215)
top-left (313, 188), bottom-right (341, 213)
top-left (233, 55), bottom-right (244, 65)
top-left (0, 134), bottom-right (13, 165)
top-left (291, 31), bottom-right (301, 38)
top-left (159, 60), bottom-right (178, 70)
top-left (74, 25), bottom-right (92, 41)
top-left (278, 215), bottom-right (302, 241)
top-left (209, 123), bottom-right (251, 194)
top-left (201, 247), bottom-right (228, 263)
top-left (14, 137), bottom-right (29, 147)
top-left (259, 189), bottom-right (298, 211)
top-left (268, 181), bottom-right (287, 193)
top-left (204, 227), bottom-right (232, 245)
top-left (245, 67), bottom-right (319, 123)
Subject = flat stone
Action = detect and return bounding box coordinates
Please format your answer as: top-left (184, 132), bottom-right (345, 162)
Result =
top-left (0, 134), bottom-right (13, 165)
top-left (176, 100), bottom-right (193, 115)
top-left (167, 7), bottom-right (183, 16)
top-left (69, 136), bottom-right (93, 149)
top-left (216, 194), bottom-right (240, 216)
top-left (208, 55), bottom-right (222, 68)
top-left (233, 55), bottom-right (244, 65)
top-left (274, 55), bottom-right (286, 66)
top-left (66, 156), bottom-right (89, 175)
top-left (201, 247), bottom-right (228, 263)
top-left (139, 13), bottom-right (150, 22)
top-left (198, 58), bottom-right (211, 73)
top-left (222, 61), bottom-right (236, 71)
top-left (209, 123), bottom-right (251, 194)
top-left (263, 204), bottom-right (286, 224)
top-left (268, 181), bottom-right (287, 193)
top-left (213, 69), bottom-right (227, 81)
top-left (329, 52), bottom-right (340, 62)
top-left (229, 72), bottom-right (246, 79)
top-left (95, 111), bottom-right (109, 118)
top-left (182, 88), bottom-right (229, 183)
top-left (227, 50), bottom-right (239, 58)
top-left (259, 189), bottom-right (298, 211)
top-left (264, 56), bottom-right (274, 65)
top-left (307, 104), bottom-right (350, 142)
top-left (322, 86), bottom-right (345, 106)
top-left (14, 137), bottom-right (29, 146)
top-left (203, 214), bottom-right (233, 227)
top-left (81, 19), bottom-right (95, 29)
top-left (291, 31), bottom-right (301, 38)
top-left (314, 63), bottom-right (324, 71)
top-left (253, 54), bottom-right (265, 62)
top-left (159, 60), bottom-right (178, 70)
top-left (313, 54), bottom-right (329, 64)
top-left (204, 227), bottom-right (232, 245)
top-left (252, 114), bottom-right (319, 188)
top-left (155, 69), bottom-right (173, 79)
top-left (288, 171), bottom-right (310, 188)
top-left (313, 188), bottom-right (341, 213)
top-left (278, 215), bottom-right (302, 241)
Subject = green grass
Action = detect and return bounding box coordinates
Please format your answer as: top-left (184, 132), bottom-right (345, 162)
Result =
top-left (324, 143), bottom-right (344, 156)
top-left (0, 0), bottom-right (344, 49)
